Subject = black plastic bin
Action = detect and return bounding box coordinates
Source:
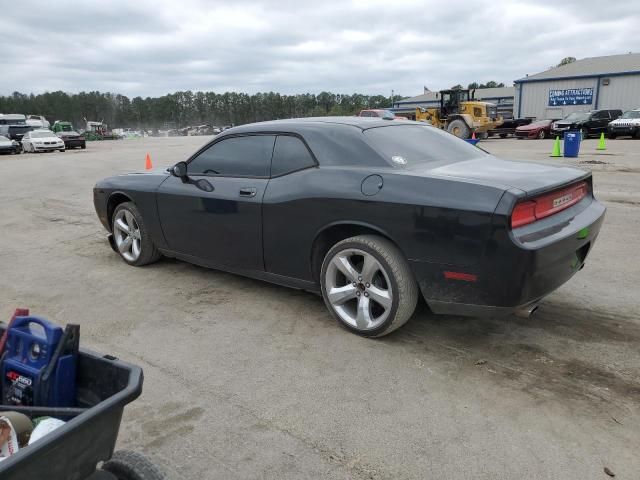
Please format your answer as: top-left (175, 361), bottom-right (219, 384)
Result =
top-left (0, 328), bottom-right (143, 480)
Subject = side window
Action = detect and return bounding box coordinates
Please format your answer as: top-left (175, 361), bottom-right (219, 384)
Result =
top-left (188, 135), bottom-right (275, 177)
top-left (271, 135), bottom-right (316, 177)
top-left (593, 111), bottom-right (607, 120)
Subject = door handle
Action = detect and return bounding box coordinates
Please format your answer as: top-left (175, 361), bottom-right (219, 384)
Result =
top-left (239, 187), bottom-right (257, 198)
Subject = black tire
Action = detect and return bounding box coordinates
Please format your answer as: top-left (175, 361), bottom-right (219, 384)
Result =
top-left (447, 119), bottom-right (471, 139)
top-left (81, 144), bottom-right (87, 149)
top-left (499, 134), bottom-right (507, 138)
top-left (320, 234), bottom-right (418, 337)
top-left (608, 132), bottom-right (616, 140)
top-left (112, 202), bottom-right (161, 266)
top-left (537, 129), bottom-right (546, 139)
top-left (101, 450), bottom-right (166, 480)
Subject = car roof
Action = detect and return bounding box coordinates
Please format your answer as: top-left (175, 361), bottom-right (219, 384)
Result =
top-left (227, 116), bottom-right (405, 134)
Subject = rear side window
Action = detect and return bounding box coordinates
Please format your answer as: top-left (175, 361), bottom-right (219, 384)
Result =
top-left (363, 124), bottom-right (487, 167)
top-left (188, 135), bottom-right (275, 177)
top-left (271, 135), bottom-right (316, 177)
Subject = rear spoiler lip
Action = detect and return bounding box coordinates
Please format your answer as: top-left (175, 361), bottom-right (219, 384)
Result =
top-left (518, 171), bottom-right (592, 200)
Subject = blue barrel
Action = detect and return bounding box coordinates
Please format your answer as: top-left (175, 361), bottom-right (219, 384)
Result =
top-left (564, 131), bottom-right (581, 157)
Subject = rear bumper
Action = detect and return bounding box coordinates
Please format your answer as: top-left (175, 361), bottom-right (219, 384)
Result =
top-left (63, 139), bottom-right (86, 148)
top-left (410, 197), bottom-right (606, 317)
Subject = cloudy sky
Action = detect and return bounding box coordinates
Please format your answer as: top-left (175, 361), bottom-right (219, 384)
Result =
top-left (1, 0), bottom-right (638, 98)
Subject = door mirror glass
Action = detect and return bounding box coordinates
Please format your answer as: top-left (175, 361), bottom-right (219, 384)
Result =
top-left (172, 161), bottom-right (188, 178)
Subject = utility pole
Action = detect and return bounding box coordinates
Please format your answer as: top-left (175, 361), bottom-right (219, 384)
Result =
top-left (391, 89), bottom-right (394, 107)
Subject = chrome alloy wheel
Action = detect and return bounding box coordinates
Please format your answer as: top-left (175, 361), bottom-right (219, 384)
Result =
top-left (325, 248), bottom-right (393, 331)
top-left (113, 209), bottom-right (142, 262)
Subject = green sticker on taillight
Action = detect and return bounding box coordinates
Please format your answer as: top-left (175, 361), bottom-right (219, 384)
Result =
top-left (577, 227), bottom-right (589, 239)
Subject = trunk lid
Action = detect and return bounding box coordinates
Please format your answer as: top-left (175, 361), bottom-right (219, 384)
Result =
top-left (429, 155), bottom-right (589, 194)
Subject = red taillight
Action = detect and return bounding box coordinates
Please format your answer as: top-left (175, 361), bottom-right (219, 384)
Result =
top-left (511, 181), bottom-right (588, 228)
top-left (511, 201), bottom-right (537, 228)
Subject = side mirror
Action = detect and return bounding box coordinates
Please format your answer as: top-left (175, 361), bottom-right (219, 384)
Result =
top-left (172, 161), bottom-right (188, 178)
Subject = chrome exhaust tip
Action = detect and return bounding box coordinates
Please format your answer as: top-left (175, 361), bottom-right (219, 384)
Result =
top-left (514, 304), bottom-right (539, 319)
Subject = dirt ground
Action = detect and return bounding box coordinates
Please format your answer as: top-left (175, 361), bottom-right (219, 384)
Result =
top-left (0, 135), bottom-right (638, 479)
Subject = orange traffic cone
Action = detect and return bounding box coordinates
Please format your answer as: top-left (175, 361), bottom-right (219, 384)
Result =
top-left (145, 153), bottom-right (153, 170)
top-left (471, 131), bottom-right (477, 140)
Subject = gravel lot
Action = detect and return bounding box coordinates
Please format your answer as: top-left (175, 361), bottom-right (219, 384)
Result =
top-left (1, 135), bottom-right (638, 479)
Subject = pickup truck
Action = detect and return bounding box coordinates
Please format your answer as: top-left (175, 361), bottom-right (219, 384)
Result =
top-left (488, 118), bottom-right (533, 138)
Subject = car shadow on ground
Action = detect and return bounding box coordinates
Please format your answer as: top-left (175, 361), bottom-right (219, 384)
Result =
top-left (384, 300), bottom-right (640, 413)
top-left (121, 255), bottom-right (640, 415)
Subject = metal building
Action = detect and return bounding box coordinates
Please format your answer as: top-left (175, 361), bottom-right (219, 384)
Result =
top-left (391, 87), bottom-right (515, 119)
top-left (514, 53), bottom-right (640, 120)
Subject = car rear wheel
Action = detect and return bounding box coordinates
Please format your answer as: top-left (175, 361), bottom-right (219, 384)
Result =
top-left (608, 132), bottom-right (616, 139)
top-left (537, 130), bottom-right (546, 139)
top-left (321, 235), bottom-right (418, 337)
top-left (112, 202), bottom-right (160, 266)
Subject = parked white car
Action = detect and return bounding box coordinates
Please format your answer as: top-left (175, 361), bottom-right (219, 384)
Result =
top-left (21, 129), bottom-right (65, 153)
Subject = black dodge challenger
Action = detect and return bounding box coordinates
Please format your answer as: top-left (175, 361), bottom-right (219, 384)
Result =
top-left (94, 117), bottom-right (605, 337)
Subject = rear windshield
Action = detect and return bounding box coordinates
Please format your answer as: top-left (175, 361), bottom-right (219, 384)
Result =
top-left (363, 124), bottom-right (486, 167)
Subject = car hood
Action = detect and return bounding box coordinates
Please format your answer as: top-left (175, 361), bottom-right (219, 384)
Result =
top-left (516, 123), bottom-right (545, 131)
top-left (609, 118), bottom-right (640, 126)
top-left (28, 136), bottom-right (62, 142)
top-left (0, 138), bottom-right (13, 146)
top-left (124, 167), bottom-right (171, 175)
top-left (428, 155), bottom-right (589, 194)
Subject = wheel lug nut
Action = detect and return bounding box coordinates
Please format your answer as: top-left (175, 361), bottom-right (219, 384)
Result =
top-left (364, 292), bottom-right (369, 297)
top-left (352, 282), bottom-right (357, 287)
top-left (356, 291), bottom-right (361, 296)
top-left (358, 276), bottom-right (362, 281)
top-left (365, 283), bottom-right (370, 288)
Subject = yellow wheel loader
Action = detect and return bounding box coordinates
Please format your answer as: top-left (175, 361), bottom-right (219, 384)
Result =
top-left (415, 89), bottom-right (503, 139)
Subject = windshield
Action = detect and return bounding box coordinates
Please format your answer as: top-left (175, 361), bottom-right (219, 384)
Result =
top-left (563, 112), bottom-right (590, 122)
top-left (621, 111), bottom-right (640, 119)
top-left (31, 131), bottom-right (54, 138)
top-left (363, 124), bottom-right (487, 167)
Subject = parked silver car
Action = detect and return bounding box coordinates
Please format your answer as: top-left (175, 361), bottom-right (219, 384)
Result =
top-left (21, 129), bottom-right (65, 153)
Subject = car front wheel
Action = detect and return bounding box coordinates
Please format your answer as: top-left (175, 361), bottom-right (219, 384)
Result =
top-left (112, 202), bottom-right (160, 266)
top-left (321, 235), bottom-right (418, 337)
top-left (537, 129), bottom-right (546, 139)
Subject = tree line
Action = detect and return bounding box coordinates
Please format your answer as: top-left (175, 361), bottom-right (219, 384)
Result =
top-left (0, 90), bottom-right (402, 130)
